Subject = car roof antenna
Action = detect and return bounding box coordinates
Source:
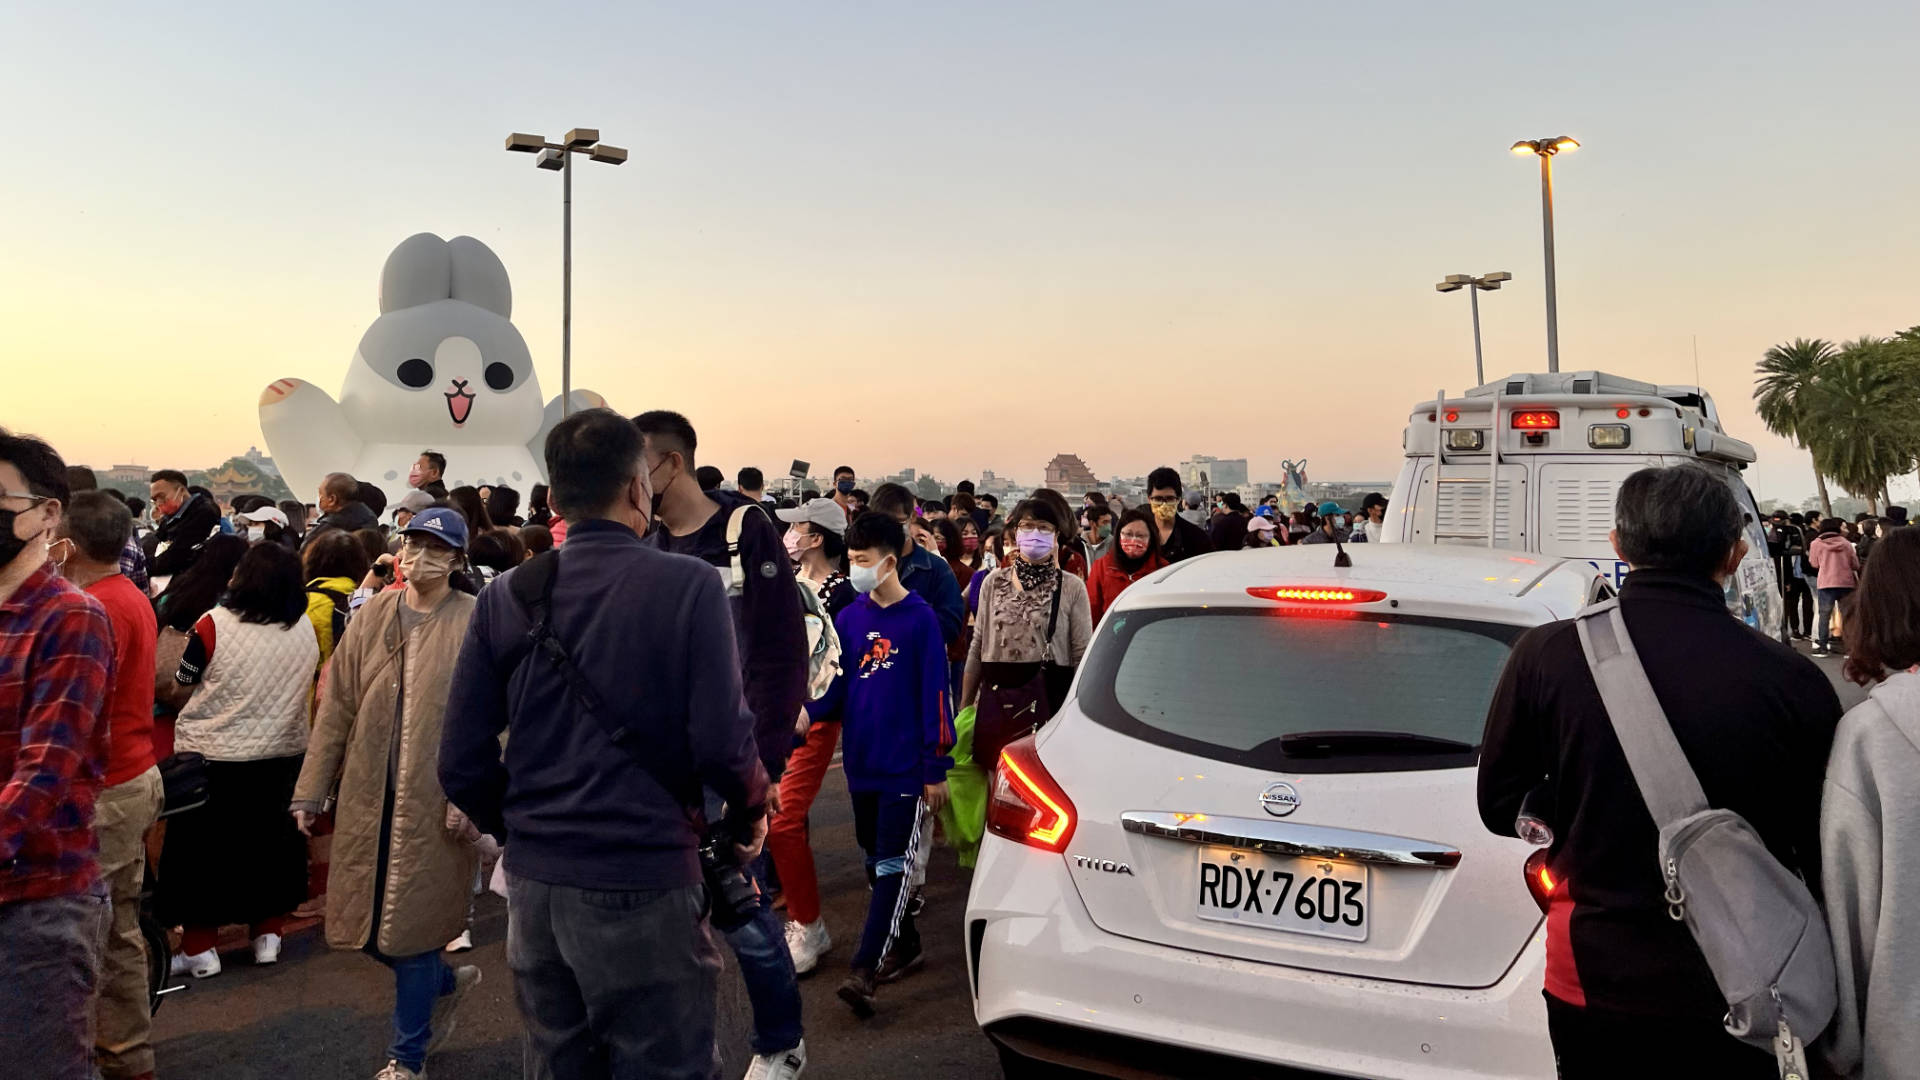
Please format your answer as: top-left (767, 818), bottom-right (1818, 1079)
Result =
top-left (1333, 537), bottom-right (1352, 569)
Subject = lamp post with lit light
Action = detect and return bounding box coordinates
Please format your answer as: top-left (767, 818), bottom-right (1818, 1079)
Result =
top-left (1510, 136), bottom-right (1578, 373)
top-left (1435, 272), bottom-right (1511, 386)
top-left (505, 129), bottom-right (628, 415)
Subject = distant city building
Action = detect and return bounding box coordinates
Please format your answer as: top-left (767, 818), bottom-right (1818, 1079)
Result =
top-left (1308, 481), bottom-right (1395, 506)
top-left (1180, 455), bottom-right (1248, 491)
top-left (102, 464), bottom-right (150, 487)
top-left (1043, 453), bottom-right (1100, 496)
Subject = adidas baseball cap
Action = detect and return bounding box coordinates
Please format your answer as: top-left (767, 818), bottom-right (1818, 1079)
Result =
top-left (398, 506), bottom-right (469, 549)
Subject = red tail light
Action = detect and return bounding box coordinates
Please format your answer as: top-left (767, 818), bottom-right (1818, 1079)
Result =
top-left (1511, 410), bottom-right (1560, 430)
top-left (988, 736), bottom-right (1077, 852)
top-left (1245, 586), bottom-right (1389, 604)
top-left (1524, 848), bottom-right (1558, 912)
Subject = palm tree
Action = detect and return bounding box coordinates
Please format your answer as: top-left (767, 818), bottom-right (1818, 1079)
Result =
top-left (1801, 337), bottom-right (1920, 515)
top-left (1754, 338), bottom-right (1837, 516)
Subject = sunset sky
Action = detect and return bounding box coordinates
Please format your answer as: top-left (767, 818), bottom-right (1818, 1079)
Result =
top-left (4, 2), bottom-right (1916, 504)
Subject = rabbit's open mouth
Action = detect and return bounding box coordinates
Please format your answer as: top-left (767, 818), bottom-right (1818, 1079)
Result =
top-left (445, 381), bottom-right (475, 426)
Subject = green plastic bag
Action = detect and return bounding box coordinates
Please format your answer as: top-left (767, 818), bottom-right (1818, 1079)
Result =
top-left (938, 705), bottom-right (989, 869)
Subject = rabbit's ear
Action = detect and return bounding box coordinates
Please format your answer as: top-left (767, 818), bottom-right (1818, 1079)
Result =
top-left (379, 233), bottom-right (453, 314)
top-left (447, 236), bottom-right (512, 319)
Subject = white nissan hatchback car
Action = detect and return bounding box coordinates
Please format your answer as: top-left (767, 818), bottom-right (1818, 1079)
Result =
top-left (966, 544), bottom-right (1609, 1079)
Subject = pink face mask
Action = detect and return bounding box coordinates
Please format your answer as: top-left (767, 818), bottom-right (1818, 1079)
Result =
top-left (1119, 536), bottom-right (1149, 558)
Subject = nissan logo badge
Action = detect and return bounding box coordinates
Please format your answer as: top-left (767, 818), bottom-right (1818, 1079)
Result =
top-left (1259, 781), bottom-right (1300, 818)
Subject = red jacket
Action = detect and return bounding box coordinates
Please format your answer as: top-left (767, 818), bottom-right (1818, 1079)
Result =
top-left (1088, 551), bottom-right (1168, 625)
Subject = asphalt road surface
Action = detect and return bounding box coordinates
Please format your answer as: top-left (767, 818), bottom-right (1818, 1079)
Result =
top-left (152, 643), bottom-right (1864, 1080)
top-left (151, 761), bottom-right (1005, 1080)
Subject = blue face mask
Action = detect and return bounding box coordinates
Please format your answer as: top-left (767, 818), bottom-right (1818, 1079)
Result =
top-left (849, 556), bottom-right (894, 595)
top-left (837, 479), bottom-right (855, 496)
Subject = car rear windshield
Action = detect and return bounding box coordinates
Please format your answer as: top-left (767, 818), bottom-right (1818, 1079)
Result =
top-left (1075, 607), bottom-right (1522, 773)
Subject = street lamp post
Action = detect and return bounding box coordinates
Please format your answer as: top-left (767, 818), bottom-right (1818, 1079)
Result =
top-left (1435, 272), bottom-right (1512, 385)
top-left (506, 129), bottom-right (629, 415)
top-left (1509, 136), bottom-right (1579, 373)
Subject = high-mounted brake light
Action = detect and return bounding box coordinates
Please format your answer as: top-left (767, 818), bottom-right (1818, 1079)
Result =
top-left (1245, 586), bottom-right (1389, 604)
top-left (1511, 410), bottom-right (1560, 430)
top-left (988, 737), bottom-right (1076, 852)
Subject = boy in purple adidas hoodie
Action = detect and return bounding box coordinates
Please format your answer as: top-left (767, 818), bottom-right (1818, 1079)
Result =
top-left (808, 512), bottom-right (952, 1017)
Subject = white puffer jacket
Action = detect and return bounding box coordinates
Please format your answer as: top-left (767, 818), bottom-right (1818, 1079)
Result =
top-left (175, 606), bottom-right (320, 762)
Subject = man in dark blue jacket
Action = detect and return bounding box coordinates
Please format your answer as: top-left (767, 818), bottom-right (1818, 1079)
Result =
top-left (634, 409), bottom-right (811, 1079)
top-left (441, 408), bottom-right (767, 1080)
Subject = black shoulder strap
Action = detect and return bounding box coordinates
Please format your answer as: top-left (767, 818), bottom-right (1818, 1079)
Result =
top-left (503, 551), bottom-right (701, 812)
top-left (1044, 571), bottom-right (1065, 646)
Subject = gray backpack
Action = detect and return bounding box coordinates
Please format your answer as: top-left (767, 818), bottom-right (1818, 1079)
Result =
top-left (1576, 599), bottom-right (1834, 1078)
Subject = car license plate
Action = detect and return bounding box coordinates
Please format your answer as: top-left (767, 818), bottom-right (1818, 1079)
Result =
top-left (1194, 846), bottom-right (1369, 942)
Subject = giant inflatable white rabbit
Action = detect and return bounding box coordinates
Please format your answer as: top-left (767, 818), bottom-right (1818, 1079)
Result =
top-left (259, 232), bottom-right (604, 502)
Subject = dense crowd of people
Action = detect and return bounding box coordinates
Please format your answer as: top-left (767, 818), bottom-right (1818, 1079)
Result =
top-left (4, 415), bottom-right (1919, 1079)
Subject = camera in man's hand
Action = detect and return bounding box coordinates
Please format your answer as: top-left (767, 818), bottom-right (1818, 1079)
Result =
top-left (697, 824), bottom-right (762, 932)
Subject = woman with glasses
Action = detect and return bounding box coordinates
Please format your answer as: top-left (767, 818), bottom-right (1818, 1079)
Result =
top-left (962, 498), bottom-right (1093, 766)
top-left (1088, 509), bottom-right (1167, 625)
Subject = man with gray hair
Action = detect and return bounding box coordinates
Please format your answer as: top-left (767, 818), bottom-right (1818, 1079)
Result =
top-left (1476, 465), bottom-right (1841, 1077)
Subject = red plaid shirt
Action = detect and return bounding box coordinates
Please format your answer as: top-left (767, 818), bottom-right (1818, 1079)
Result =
top-left (1, 560), bottom-right (112, 903)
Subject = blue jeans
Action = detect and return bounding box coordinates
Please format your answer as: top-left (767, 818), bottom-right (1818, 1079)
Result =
top-left (507, 875), bottom-right (723, 1080)
top-left (369, 947), bottom-right (456, 1071)
top-left (1817, 586), bottom-right (1852, 648)
top-left (720, 854), bottom-right (805, 1055)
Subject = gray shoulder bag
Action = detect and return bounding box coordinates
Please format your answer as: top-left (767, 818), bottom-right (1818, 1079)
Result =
top-left (1576, 599), bottom-right (1833, 1080)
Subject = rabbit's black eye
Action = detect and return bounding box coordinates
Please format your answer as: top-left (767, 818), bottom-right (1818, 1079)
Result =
top-left (485, 362), bottom-right (514, 391)
top-left (397, 358), bottom-right (434, 388)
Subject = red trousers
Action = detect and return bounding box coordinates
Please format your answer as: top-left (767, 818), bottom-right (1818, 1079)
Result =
top-left (766, 722), bottom-right (841, 925)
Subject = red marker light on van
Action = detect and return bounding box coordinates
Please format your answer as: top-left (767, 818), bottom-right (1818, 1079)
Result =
top-left (1245, 586), bottom-right (1389, 604)
top-left (1511, 410), bottom-right (1560, 430)
top-left (1615, 407), bottom-right (1631, 419)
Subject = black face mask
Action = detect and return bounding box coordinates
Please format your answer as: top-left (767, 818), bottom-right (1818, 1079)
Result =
top-left (649, 459), bottom-right (678, 519)
top-left (0, 507), bottom-right (39, 569)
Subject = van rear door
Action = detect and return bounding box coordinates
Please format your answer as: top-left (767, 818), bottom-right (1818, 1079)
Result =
top-left (1406, 463), bottom-right (1528, 547)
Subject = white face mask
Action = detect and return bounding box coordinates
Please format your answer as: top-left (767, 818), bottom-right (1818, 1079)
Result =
top-left (849, 556), bottom-right (894, 595)
top-left (248, 525), bottom-right (267, 543)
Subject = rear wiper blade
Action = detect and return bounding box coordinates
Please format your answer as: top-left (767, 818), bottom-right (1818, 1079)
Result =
top-left (1274, 730), bottom-right (1477, 758)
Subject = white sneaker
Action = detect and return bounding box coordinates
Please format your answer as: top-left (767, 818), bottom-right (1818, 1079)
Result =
top-left (444, 930), bottom-right (473, 953)
top-left (744, 1039), bottom-right (806, 1080)
top-left (374, 1061), bottom-right (422, 1080)
top-left (253, 932), bottom-right (282, 965)
top-left (173, 949), bottom-right (221, 979)
top-left (784, 919), bottom-right (831, 976)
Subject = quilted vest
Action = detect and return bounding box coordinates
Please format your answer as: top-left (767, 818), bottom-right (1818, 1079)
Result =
top-left (175, 606), bottom-right (320, 761)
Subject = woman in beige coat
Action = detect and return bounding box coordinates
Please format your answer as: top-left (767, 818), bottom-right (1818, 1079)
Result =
top-left (292, 509), bottom-right (480, 1080)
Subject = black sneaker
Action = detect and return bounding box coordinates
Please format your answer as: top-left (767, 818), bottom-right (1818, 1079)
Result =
top-left (905, 888), bottom-right (927, 918)
top-left (837, 969), bottom-right (877, 1019)
top-left (876, 939), bottom-right (925, 984)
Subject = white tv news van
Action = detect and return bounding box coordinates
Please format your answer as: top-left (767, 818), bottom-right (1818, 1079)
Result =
top-left (1381, 370), bottom-right (1783, 639)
